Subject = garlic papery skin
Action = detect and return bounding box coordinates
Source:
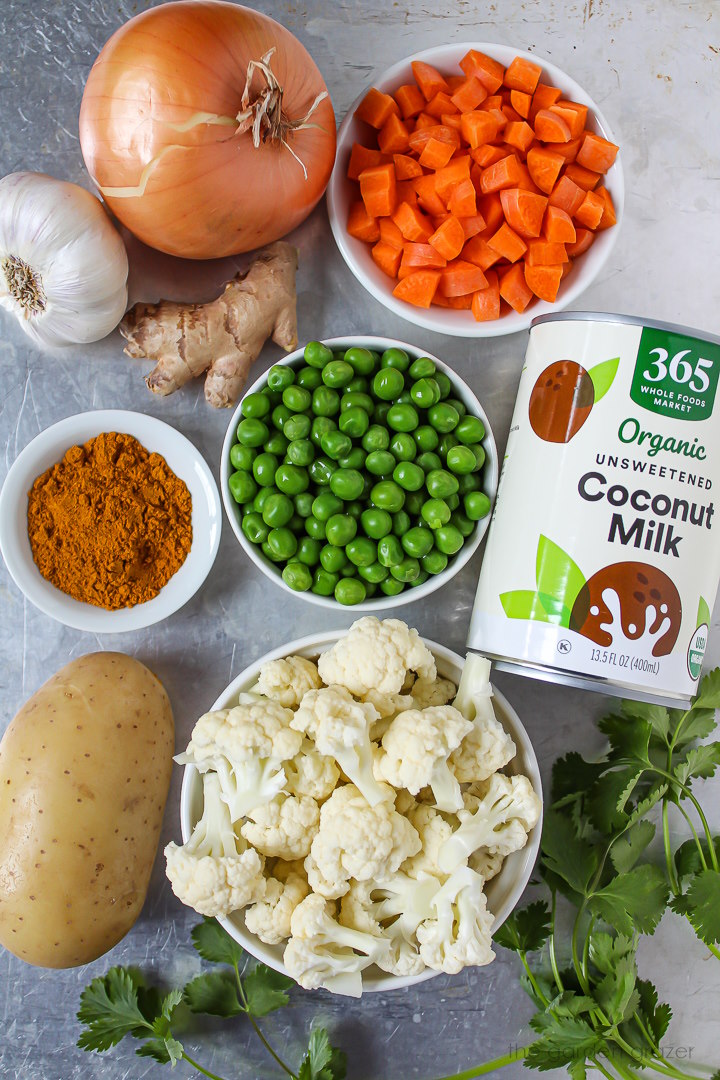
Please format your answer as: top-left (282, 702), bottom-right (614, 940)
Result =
top-left (0, 172), bottom-right (128, 348)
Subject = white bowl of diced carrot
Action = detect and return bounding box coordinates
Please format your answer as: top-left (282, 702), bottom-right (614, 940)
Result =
top-left (326, 43), bottom-right (624, 336)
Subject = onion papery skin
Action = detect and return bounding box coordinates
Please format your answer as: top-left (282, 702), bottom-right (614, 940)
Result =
top-left (79, 1), bottom-right (337, 260)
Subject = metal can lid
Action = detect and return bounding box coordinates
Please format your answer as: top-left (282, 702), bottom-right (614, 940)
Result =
top-left (531, 310), bottom-right (720, 349)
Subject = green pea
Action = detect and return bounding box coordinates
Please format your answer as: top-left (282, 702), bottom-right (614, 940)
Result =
top-left (261, 540), bottom-right (284, 563)
top-left (393, 461), bottom-right (425, 492)
top-left (320, 543), bottom-right (348, 573)
top-left (456, 415), bottom-right (485, 444)
top-left (422, 548), bottom-right (448, 575)
top-left (338, 448), bottom-right (367, 470)
top-left (435, 525), bottom-right (464, 555)
top-left (409, 570), bottom-right (430, 588)
top-left (253, 486), bottom-right (276, 514)
top-left (395, 390), bottom-right (414, 405)
top-left (262, 492), bottom-right (294, 528)
top-left (366, 450), bottom-right (395, 477)
top-left (305, 515), bottom-right (327, 540)
top-left (464, 491), bottom-right (492, 521)
top-left (334, 577), bottom-right (367, 606)
top-left (310, 415), bottom-right (337, 447)
top-left (282, 385), bottom-right (311, 413)
top-left (358, 561), bottom-right (389, 584)
top-left (429, 402), bottom-right (460, 433)
top-left (402, 526), bottom-right (434, 558)
top-left (414, 425), bottom-right (440, 452)
top-left (267, 527), bottom-right (297, 560)
top-left (380, 576), bottom-right (405, 596)
top-left (241, 511), bottom-right (269, 545)
top-left (284, 413), bottom-right (311, 441)
top-left (452, 510), bottom-right (476, 537)
top-left (309, 456), bottom-right (335, 486)
top-left (410, 377), bottom-right (441, 409)
top-left (421, 498), bottom-right (451, 529)
top-left (288, 513), bottom-right (304, 533)
top-left (312, 567), bottom-right (339, 596)
top-left (426, 469), bottom-right (459, 499)
top-left (266, 388), bottom-right (282, 406)
top-left (435, 371), bottom-right (452, 399)
top-left (321, 430), bottom-right (353, 461)
top-left (322, 360), bottom-right (354, 388)
top-left (390, 432), bottom-right (416, 461)
top-left (373, 367), bottom-right (405, 401)
top-left (446, 398), bottom-right (467, 418)
top-left (325, 513), bottom-right (357, 547)
top-left (416, 451), bottom-right (443, 473)
top-left (296, 366), bottom-right (323, 391)
top-left (378, 534), bottom-right (404, 567)
top-left (330, 469), bottom-right (364, 501)
top-left (340, 563), bottom-right (357, 578)
top-left (363, 425), bottom-right (390, 453)
top-left (344, 346), bottom-right (376, 375)
top-left (295, 536), bottom-right (322, 566)
top-left (361, 508), bottom-right (392, 539)
top-left (312, 386), bottom-right (341, 418)
top-left (387, 404), bottom-right (419, 433)
top-left (409, 356), bottom-right (436, 380)
top-left (230, 444), bottom-right (255, 471)
top-left (241, 391), bottom-right (271, 419)
top-left (381, 347), bottom-right (410, 371)
top-left (294, 492), bottom-right (314, 518)
top-left (275, 463), bottom-right (309, 495)
top-left (252, 452), bottom-right (279, 487)
top-left (438, 433), bottom-right (459, 458)
top-left (371, 480), bottom-right (405, 512)
top-left (338, 406), bottom-right (370, 439)
top-left (346, 375), bottom-right (369, 394)
top-left (390, 556), bottom-right (421, 583)
top-left (282, 560), bottom-right (312, 592)
top-left (271, 403), bottom-right (293, 431)
top-left (447, 493), bottom-right (460, 511)
top-left (405, 490), bottom-right (425, 516)
top-left (341, 392), bottom-right (374, 415)
top-left (447, 445), bottom-right (477, 475)
top-left (373, 402), bottom-right (391, 426)
top-left (286, 439), bottom-right (314, 467)
top-left (346, 537), bottom-right (377, 567)
top-left (267, 365), bottom-right (295, 392)
top-left (457, 472), bottom-right (482, 495)
top-left (392, 510), bottom-right (411, 536)
top-left (472, 445), bottom-right (486, 469)
top-left (229, 470), bottom-right (257, 504)
top-left (264, 431), bottom-right (289, 456)
top-left (312, 493), bottom-right (343, 522)
top-left (236, 418), bottom-right (269, 447)
top-left (304, 340), bottom-right (333, 369)
top-left (345, 500), bottom-right (364, 520)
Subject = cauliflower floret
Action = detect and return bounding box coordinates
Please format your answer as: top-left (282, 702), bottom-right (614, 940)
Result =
top-left (244, 859), bottom-right (310, 944)
top-left (439, 773), bottom-right (542, 874)
top-left (176, 702), bottom-right (302, 822)
top-left (165, 773), bottom-right (266, 917)
top-left (240, 792), bottom-right (320, 859)
top-left (375, 706), bottom-right (472, 812)
top-left (291, 686), bottom-right (387, 807)
top-left (318, 616), bottom-right (436, 696)
top-left (284, 739), bottom-right (340, 802)
top-left (401, 802), bottom-right (455, 881)
top-left (305, 784), bottom-right (420, 899)
top-left (416, 866), bottom-right (495, 974)
top-left (284, 894), bottom-right (391, 997)
top-left (340, 872), bottom-right (441, 977)
top-left (364, 689), bottom-right (415, 742)
top-left (256, 655), bottom-right (322, 708)
top-left (469, 848), bottom-right (505, 882)
top-left (411, 676), bottom-right (457, 710)
top-left (449, 654), bottom-right (516, 782)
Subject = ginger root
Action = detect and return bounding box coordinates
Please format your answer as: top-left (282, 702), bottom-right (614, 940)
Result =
top-left (120, 241), bottom-right (298, 408)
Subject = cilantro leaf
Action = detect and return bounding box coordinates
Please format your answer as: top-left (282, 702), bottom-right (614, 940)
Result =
top-left (609, 820), bottom-right (656, 874)
top-left (693, 667), bottom-right (720, 710)
top-left (670, 707), bottom-right (717, 749)
top-left (636, 979), bottom-right (672, 1043)
top-left (599, 712), bottom-right (651, 764)
top-left (624, 781), bottom-right (667, 827)
top-left (493, 900), bottom-right (551, 954)
top-left (243, 964), bottom-right (294, 1016)
top-left (675, 836), bottom-right (720, 883)
top-left (589, 865), bottom-right (669, 936)
top-left (683, 869), bottom-right (720, 945)
top-left (588, 767), bottom-right (641, 833)
top-left (622, 700), bottom-right (671, 743)
top-left (191, 918), bottom-right (245, 967)
top-left (588, 931), bottom-right (636, 976)
top-left (297, 1028), bottom-right (347, 1080)
top-left (184, 971), bottom-right (243, 1017)
top-left (594, 956), bottom-right (638, 1024)
top-left (568, 1060), bottom-right (587, 1080)
top-left (77, 968), bottom-right (151, 1052)
top-left (541, 809), bottom-right (599, 898)
top-left (551, 752), bottom-right (605, 804)
top-left (544, 992), bottom-right (596, 1018)
top-left (526, 1015), bottom-right (604, 1070)
top-left (674, 743), bottom-right (720, 790)
top-left (137, 1036), bottom-right (184, 1065)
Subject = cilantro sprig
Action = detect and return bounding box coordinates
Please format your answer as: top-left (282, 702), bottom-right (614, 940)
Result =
top-left (77, 917), bottom-right (345, 1080)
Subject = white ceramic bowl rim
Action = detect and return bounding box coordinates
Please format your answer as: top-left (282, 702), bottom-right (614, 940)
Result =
top-left (221, 336), bottom-right (498, 612)
top-left (327, 41), bottom-right (625, 338)
top-left (179, 630), bottom-right (543, 995)
top-left (0, 409), bottom-right (222, 633)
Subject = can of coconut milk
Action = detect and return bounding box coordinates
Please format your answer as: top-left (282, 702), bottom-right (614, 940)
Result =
top-left (468, 312), bottom-right (720, 707)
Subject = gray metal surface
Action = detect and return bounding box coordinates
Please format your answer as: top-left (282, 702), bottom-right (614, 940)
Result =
top-left (1, 1), bottom-right (719, 1078)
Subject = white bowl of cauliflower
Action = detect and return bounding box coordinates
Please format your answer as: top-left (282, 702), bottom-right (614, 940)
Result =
top-left (169, 617), bottom-right (542, 997)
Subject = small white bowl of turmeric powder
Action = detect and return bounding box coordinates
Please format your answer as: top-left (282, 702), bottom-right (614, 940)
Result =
top-left (0, 410), bottom-right (222, 632)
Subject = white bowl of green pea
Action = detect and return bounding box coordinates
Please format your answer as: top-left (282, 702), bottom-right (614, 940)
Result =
top-left (221, 336), bottom-right (498, 609)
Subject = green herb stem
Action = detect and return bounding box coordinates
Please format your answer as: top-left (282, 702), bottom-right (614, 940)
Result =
top-left (433, 1044), bottom-right (532, 1080)
top-left (592, 1057), bottom-right (622, 1080)
top-left (676, 802), bottom-right (709, 872)
top-left (648, 765), bottom-right (719, 872)
top-left (662, 799), bottom-right (681, 894)
top-left (548, 892), bottom-right (564, 995)
top-left (234, 964), bottom-right (295, 1078)
top-left (181, 1052), bottom-right (229, 1080)
top-left (518, 952), bottom-right (550, 1007)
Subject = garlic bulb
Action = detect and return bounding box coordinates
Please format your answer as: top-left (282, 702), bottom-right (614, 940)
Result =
top-left (0, 172), bottom-right (128, 347)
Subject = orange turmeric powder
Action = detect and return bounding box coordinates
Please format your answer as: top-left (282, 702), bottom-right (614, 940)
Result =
top-left (27, 431), bottom-right (192, 610)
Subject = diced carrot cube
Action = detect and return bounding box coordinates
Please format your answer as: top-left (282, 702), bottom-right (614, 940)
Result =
top-left (412, 60), bottom-right (450, 101)
top-left (526, 146), bottom-right (564, 194)
top-left (459, 212), bottom-right (487, 239)
top-left (503, 56), bottom-right (542, 94)
top-left (542, 137), bottom-right (582, 162)
top-left (396, 179), bottom-right (419, 208)
top-left (596, 187), bottom-right (617, 230)
top-left (372, 241), bottom-right (402, 278)
top-left (392, 201), bottom-right (434, 242)
top-left (448, 178), bottom-right (477, 217)
top-left (487, 222), bottom-right (528, 263)
top-left (347, 143), bottom-right (386, 181)
top-left (524, 263), bottom-right (562, 302)
top-left (434, 156), bottom-right (472, 202)
top-left (509, 90), bottom-right (531, 118)
top-left (502, 104), bottom-right (523, 124)
top-left (446, 74), bottom-right (465, 92)
top-left (408, 124), bottom-right (462, 154)
top-left (460, 110), bottom-right (500, 149)
top-left (414, 174), bottom-right (447, 216)
top-left (450, 76), bottom-right (488, 112)
top-left (499, 262), bottom-right (533, 312)
top-left (428, 216), bottom-right (466, 260)
top-left (425, 91), bottom-right (459, 118)
top-left (418, 137), bottom-right (456, 170)
top-left (379, 217), bottom-right (404, 247)
top-left (355, 87), bottom-right (399, 128)
top-left (393, 269), bottom-right (441, 307)
top-left (359, 163), bottom-right (397, 218)
top-left (394, 83), bottom-right (425, 119)
top-left (470, 144), bottom-right (507, 169)
top-left (500, 187), bottom-right (548, 238)
top-left (440, 112), bottom-right (464, 132)
top-left (471, 270), bottom-right (501, 321)
top-left (525, 240), bottom-right (568, 265)
top-left (378, 113), bottom-right (411, 154)
top-left (566, 228), bottom-right (595, 257)
top-left (549, 100), bottom-right (588, 139)
top-left (440, 258), bottom-right (489, 297)
top-left (564, 163), bottom-right (601, 190)
top-left (480, 154), bottom-right (523, 194)
top-left (529, 83), bottom-right (562, 122)
top-left (576, 132), bottom-right (619, 173)
top-left (534, 109), bottom-right (572, 143)
top-left (347, 201), bottom-right (380, 243)
top-left (463, 235), bottom-right (501, 271)
top-left (575, 188), bottom-right (604, 229)
top-left (548, 176), bottom-right (585, 216)
top-left (460, 50), bottom-right (504, 93)
top-left (542, 204), bottom-right (577, 243)
top-left (401, 242), bottom-right (447, 268)
top-left (504, 120), bottom-right (535, 154)
top-left (414, 112), bottom-right (438, 131)
top-left (393, 153), bottom-right (423, 181)
top-left (479, 192), bottom-right (505, 234)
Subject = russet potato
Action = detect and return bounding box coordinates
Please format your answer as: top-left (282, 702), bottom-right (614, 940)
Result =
top-left (0, 652), bottom-right (173, 967)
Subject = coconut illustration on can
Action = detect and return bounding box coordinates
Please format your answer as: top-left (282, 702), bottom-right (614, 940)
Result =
top-left (469, 313), bottom-right (720, 706)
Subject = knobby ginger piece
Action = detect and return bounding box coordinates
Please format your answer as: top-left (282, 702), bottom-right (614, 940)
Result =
top-left (120, 241), bottom-right (298, 408)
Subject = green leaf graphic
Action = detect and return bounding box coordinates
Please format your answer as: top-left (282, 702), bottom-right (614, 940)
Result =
top-left (535, 535), bottom-right (586, 613)
top-left (697, 595), bottom-right (710, 629)
top-left (500, 590), bottom-right (553, 622)
top-left (537, 591), bottom-right (573, 627)
top-left (588, 356), bottom-right (620, 402)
